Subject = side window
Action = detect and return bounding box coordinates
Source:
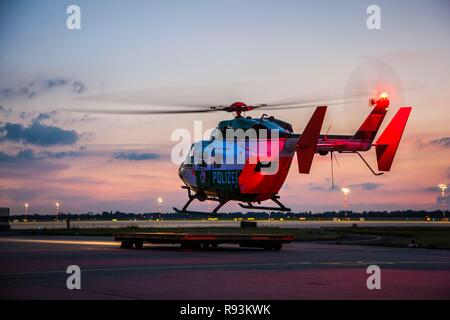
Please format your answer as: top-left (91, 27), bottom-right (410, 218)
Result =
top-left (188, 144), bottom-right (194, 164)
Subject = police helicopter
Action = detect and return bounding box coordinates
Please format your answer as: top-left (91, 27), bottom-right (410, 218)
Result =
top-left (77, 92), bottom-right (411, 216)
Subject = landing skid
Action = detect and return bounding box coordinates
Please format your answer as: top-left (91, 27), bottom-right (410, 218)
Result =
top-left (239, 195), bottom-right (291, 212)
top-left (172, 207), bottom-right (222, 217)
top-left (173, 186), bottom-right (228, 216)
top-left (173, 187), bottom-right (291, 215)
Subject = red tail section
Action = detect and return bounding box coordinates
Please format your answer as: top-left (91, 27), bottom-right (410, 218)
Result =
top-left (353, 97), bottom-right (389, 142)
top-left (297, 106), bottom-right (327, 173)
top-left (375, 107), bottom-right (412, 172)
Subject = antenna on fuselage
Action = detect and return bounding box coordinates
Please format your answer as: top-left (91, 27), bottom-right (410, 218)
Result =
top-left (330, 151), bottom-right (340, 189)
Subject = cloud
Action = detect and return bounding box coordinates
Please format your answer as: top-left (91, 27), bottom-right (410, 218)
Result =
top-left (31, 111), bottom-right (59, 123)
top-left (0, 105), bottom-right (12, 117)
top-left (43, 78), bottom-right (67, 88)
top-left (0, 77), bottom-right (87, 99)
top-left (32, 113), bottom-right (51, 123)
top-left (114, 152), bottom-right (160, 161)
top-left (43, 151), bottom-right (83, 159)
top-left (307, 182), bottom-right (383, 192)
top-left (79, 114), bottom-right (98, 122)
top-left (20, 111), bottom-right (31, 119)
top-left (414, 139), bottom-right (425, 150)
top-left (307, 182), bottom-right (341, 192)
top-left (0, 149), bottom-right (36, 162)
top-left (0, 122), bottom-right (24, 141)
top-left (349, 183), bottom-right (383, 190)
top-left (0, 120), bottom-right (79, 146)
top-left (0, 149), bottom-right (83, 162)
top-left (430, 137), bottom-right (450, 148)
top-left (72, 81), bottom-right (86, 94)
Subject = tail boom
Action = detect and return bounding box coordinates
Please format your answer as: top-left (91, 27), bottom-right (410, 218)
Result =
top-left (315, 97), bottom-right (390, 154)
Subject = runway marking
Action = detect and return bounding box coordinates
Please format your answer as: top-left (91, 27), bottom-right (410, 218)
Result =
top-left (1, 261), bottom-right (449, 278)
top-left (342, 236), bottom-right (383, 243)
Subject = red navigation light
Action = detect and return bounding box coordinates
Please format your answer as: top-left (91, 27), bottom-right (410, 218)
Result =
top-left (376, 93), bottom-right (390, 110)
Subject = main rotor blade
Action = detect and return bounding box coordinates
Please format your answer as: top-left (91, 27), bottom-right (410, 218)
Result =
top-left (255, 98), bottom-right (361, 111)
top-left (64, 107), bottom-right (224, 115)
top-left (76, 84), bottom-right (365, 111)
top-left (264, 81), bottom-right (425, 109)
top-left (65, 97), bottom-right (360, 115)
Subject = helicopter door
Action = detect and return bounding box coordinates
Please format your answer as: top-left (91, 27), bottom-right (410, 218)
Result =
top-left (192, 141), bottom-right (213, 188)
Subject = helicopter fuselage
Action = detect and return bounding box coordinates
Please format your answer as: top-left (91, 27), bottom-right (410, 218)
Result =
top-left (178, 115), bottom-right (298, 203)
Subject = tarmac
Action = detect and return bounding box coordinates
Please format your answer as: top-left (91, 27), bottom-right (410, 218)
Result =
top-left (0, 235), bottom-right (449, 299)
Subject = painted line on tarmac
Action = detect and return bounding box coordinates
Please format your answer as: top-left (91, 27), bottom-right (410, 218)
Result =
top-left (339, 236), bottom-right (383, 243)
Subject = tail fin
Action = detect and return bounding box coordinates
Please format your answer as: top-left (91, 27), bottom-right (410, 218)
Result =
top-left (297, 106), bottom-right (327, 173)
top-left (353, 98), bottom-right (389, 142)
top-left (375, 107), bottom-right (412, 172)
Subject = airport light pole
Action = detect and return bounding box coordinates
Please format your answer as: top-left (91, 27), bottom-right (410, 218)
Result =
top-left (157, 197), bottom-right (163, 219)
top-left (55, 202), bottom-right (60, 220)
top-left (438, 184), bottom-right (447, 219)
top-left (24, 203), bottom-right (29, 221)
top-left (341, 187), bottom-right (350, 219)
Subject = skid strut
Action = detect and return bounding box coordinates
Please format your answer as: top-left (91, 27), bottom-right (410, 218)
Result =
top-left (173, 186), bottom-right (228, 216)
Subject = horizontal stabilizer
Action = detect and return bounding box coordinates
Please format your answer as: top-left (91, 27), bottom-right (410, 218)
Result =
top-left (297, 106), bottom-right (327, 173)
top-left (375, 107), bottom-right (412, 172)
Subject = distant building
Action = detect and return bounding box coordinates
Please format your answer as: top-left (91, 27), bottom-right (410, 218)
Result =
top-left (0, 208), bottom-right (10, 231)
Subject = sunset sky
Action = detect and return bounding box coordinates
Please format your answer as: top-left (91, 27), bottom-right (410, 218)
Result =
top-left (1, 0), bottom-right (449, 215)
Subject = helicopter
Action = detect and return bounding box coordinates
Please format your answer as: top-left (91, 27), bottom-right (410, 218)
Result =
top-left (173, 93), bottom-right (411, 215)
top-left (75, 91), bottom-right (411, 216)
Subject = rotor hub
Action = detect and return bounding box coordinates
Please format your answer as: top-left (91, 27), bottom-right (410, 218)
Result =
top-left (225, 102), bottom-right (254, 117)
